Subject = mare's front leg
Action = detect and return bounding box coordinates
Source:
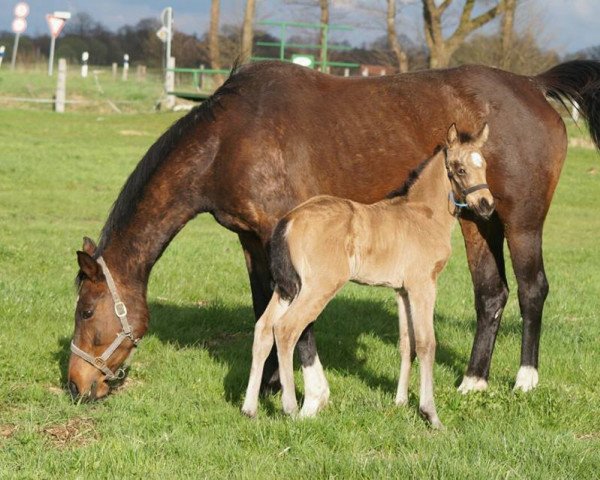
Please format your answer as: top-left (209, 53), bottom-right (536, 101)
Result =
top-left (406, 282), bottom-right (443, 429)
top-left (395, 289), bottom-right (415, 406)
top-left (238, 232), bottom-right (320, 395)
top-left (458, 214), bottom-right (509, 393)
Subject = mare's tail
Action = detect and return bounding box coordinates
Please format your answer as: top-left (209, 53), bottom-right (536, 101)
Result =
top-left (535, 60), bottom-right (600, 149)
top-left (269, 218), bottom-right (301, 302)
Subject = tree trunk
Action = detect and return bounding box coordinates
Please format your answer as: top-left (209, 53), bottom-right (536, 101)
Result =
top-left (319, 0), bottom-right (330, 72)
top-left (209, 0), bottom-right (221, 70)
top-left (501, 0), bottom-right (517, 69)
top-left (241, 0), bottom-right (257, 63)
top-left (386, 0), bottom-right (408, 73)
top-left (422, 0), bottom-right (505, 69)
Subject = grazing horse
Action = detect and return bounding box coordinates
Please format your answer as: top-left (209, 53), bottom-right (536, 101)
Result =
top-left (241, 124), bottom-right (493, 427)
top-left (68, 60), bottom-right (600, 401)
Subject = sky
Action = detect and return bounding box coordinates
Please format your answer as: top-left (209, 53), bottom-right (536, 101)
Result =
top-left (0, 0), bottom-right (598, 54)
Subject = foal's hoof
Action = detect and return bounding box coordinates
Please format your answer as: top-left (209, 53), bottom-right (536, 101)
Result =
top-left (457, 376), bottom-right (488, 394)
top-left (241, 405), bottom-right (258, 419)
top-left (299, 389), bottom-right (330, 418)
top-left (513, 366), bottom-right (538, 392)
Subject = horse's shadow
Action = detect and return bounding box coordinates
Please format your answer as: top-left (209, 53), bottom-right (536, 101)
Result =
top-left (145, 295), bottom-right (473, 405)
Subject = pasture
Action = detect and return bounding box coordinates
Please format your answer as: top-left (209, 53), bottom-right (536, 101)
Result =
top-left (0, 109), bottom-right (598, 478)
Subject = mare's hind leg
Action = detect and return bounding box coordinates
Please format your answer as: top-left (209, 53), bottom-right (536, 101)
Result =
top-left (395, 289), bottom-right (415, 406)
top-left (406, 282), bottom-right (442, 429)
top-left (238, 232), bottom-right (320, 395)
top-left (458, 214), bottom-right (509, 393)
top-left (506, 229), bottom-right (548, 392)
top-left (274, 284), bottom-right (341, 417)
top-left (241, 291), bottom-right (290, 418)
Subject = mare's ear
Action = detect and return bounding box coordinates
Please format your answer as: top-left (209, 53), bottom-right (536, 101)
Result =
top-left (447, 124), bottom-right (459, 147)
top-left (473, 123), bottom-right (489, 149)
top-left (77, 251), bottom-right (101, 282)
top-left (82, 237), bottom-right (97, 256)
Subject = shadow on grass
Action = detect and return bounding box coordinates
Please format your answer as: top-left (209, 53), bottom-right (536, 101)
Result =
top-left (144, 298), bottom-right (472, 405)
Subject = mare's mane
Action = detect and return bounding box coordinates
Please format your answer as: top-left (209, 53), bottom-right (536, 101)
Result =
top-left (95, 64), bottom-right (243, 256)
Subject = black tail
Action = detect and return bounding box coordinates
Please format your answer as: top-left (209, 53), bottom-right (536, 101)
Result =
top-left (269, 218), bottom-right (301, 302)
top-left (535, 60), bottom-right (600, 149)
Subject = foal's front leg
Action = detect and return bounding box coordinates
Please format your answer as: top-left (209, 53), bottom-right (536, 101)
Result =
top-left (395, 289), bottom-right (415, 406)
top-left (407, 283), bottom-right (443, 429)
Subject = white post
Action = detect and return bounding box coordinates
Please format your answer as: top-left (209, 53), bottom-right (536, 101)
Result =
top-left (55, 58), bottom-right (67, 113)
top-left (81, 51), bottom-right (89, 78)
top-left (112, 62), bottom-right (118, 79)
top-left (0, 46), bottom-right (5, 69)
top-left (343, 68), bottom-right (349, 77)
top-left (164, 7), bottom-right (173, 70)
top-left (164, 56), bottom-right (176, 110)
top-left (199, 64), bottom-right (205, 90)
top-left (48, 36), bottom-right (56, 75)
top-left (122, 54), bottom-right (129, 81)
top-left (11, 32), bottom-right (20, 70)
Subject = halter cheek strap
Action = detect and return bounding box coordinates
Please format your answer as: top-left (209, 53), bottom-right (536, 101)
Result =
top-left (70, 256), bottom-right (140, 381)
top-left (449, 183), bottom-right (490, 211)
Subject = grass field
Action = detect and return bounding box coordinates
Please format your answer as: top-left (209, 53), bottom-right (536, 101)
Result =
top-left (0, 108), bottom-right (599, 479)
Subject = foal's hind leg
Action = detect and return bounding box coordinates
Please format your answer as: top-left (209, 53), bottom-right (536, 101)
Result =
top-left (274, 285), bottom-right (341, 417)
top-left (241, 291), bottom-right (290, 418)
top-left (507, 229), bottom-right (549, 392)
top-left (458, 214), bottom-right (509, 393)
top-left (406, 282), bottom-right (443, 429)
top-left (395, 289), bottom-right (415, 406)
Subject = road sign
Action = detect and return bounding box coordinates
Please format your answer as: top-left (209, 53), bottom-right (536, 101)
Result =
top-left (46, 15), bottom-right (66, 38)
top-left (14, 2), bottom-right (29, 18)
top-left (156, 26), bottom-right (168, 43)
top-left (292, 54), bottom-right (315, 68)
top-left (12, 17), bottom-right (27, 33)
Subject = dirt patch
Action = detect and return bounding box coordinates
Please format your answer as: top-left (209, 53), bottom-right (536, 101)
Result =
top-left (119, 129), bottom-right (151, 137)
top-left (43, 417), bottom-right (98, 448)
top-left (587, 167), bottom-right (597, 175)
top-left (46, 385), bottom-right (64, 396)
top-left (0, 424), bottom-right (18, 439)
top-left (575, 432), bottom-right (600, 441)
top-left (569, 138), bottom-right (595, 150)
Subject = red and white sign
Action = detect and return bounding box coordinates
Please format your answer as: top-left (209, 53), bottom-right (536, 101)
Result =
top-left (46, 14), bottom-right (66, 38)
top-left (14, 2), bottom-right (30, 18)
top-left (12, 17), bottom-right (27, 34)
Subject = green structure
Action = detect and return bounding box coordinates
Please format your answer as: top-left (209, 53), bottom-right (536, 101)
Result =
top-left (167, 20), bottom-right (359, 101)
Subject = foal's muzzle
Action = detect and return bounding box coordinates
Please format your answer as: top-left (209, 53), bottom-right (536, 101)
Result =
top-left (474, 197), bottom-right (495, 219)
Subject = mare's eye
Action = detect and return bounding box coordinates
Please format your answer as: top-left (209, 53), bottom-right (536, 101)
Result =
top-left (82, 309), bottom-right (94, 319)
top-left (457, 167), bottom-right (467, 176)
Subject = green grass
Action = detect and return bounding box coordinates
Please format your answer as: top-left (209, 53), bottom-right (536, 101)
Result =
top-left (0, 109), bottom-right (599, 478)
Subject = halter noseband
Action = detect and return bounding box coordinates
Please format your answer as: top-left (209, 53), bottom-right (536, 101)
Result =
top-left (71, 256), bottom-right (140, 381)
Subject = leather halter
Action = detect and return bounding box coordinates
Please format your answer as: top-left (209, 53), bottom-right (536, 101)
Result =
top-left (70, 256), bottom-right (139, 380)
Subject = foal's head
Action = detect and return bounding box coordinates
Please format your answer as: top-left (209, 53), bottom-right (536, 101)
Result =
top-left (445, 123), bottom-right (495, 219)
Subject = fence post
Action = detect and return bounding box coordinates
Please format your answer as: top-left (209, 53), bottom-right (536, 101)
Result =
top-left (199, 64), bottom-right (205, 90)
top-left (164, 56), bottom-right (176, 109)
top-left (122, 54), bottom-right (129, 81)
top-left (136, 65), bottom-right (146, 82)
top-left (55, 58), bottom-right (67, 113)
top-left (112, 62), bottom-right (117, 79)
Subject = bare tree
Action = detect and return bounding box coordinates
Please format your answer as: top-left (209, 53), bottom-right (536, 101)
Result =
top-left (501, 0), bottom-right (517, 69)
top-left (319, 0), bottom-right (330, 71)
top-left (241, 0), bottom-right (257, 63)
top-left (387, 0), bottom-right (408, 72)
top-left (422, 0), bottom-right (505, 68)
top-left (209, 0), bottom-right (222, 70)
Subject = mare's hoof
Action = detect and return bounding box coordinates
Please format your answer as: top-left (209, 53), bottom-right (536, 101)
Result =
top-left (457, 376), bottom-right (488, 394)
top-left (513, 366), bottom-right (538, 392)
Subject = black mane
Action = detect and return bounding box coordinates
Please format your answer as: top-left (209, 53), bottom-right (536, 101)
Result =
top-left (95, 64), bottom-right (242, 256)
top-left (385, 147), bottom-right (442, 199)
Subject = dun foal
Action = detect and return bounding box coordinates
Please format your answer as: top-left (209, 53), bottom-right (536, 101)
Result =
top-left (242, 124), bottom-right (494, 427)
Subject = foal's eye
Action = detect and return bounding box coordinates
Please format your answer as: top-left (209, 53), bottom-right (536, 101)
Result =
top-left (81, 309), bottom-right (94, 319)
top-left (457, 167), bottom-right (467, 176)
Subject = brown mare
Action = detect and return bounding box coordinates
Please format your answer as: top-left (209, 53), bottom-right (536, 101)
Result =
top-left (68, 60), bottom-right (600, 401)
top-left (241, 124), bottom-right (494, 427)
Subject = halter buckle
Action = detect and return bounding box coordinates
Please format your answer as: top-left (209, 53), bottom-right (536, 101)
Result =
top-left (94, 357), bottom-right (106, 368)
top-left (114, 301), bottom-right (127, 318)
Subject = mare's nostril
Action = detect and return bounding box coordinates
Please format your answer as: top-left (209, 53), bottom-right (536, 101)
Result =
top-left (68, 381), bottom-right (79, 399)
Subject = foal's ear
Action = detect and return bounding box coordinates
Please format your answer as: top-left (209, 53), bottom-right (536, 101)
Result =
top-left (77, 251), bottom-right (101, 282)
top-left (447, 124), bottom-right (459, 147)
top-left (473, 123), bottom-right (490, 149)
top-left (82, 237), bottom-right (97, 256)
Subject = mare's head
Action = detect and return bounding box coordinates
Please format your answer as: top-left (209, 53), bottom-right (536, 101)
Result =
top-left (445, 123), bottom-right (495, 219)
top-left (68, 237), bottom-right (147, 401)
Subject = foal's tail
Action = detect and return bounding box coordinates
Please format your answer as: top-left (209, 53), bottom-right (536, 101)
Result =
top-left (269, 218), bottom-right (301, 302)
top-left (535, 60), bottom-right (600, 149)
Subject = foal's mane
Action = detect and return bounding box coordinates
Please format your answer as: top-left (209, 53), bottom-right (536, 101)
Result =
top-left (385, 147), bottom-right (443, 199)
top-left (95, 64), bottom-right (242, 256)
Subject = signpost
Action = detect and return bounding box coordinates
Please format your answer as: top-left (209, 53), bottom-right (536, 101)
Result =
top-left (158, 7), bottom-right (173, 69)
top-left (122, 54), bottom-right (129, 81)
top-left (47, 11), bottom-right (70, 76)
top-left (81, 51), bottom-right (89, 78)
top-left (0, 46), bottom-right (5, 69)
top-left (11, 2), bottom-right (29, 70)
